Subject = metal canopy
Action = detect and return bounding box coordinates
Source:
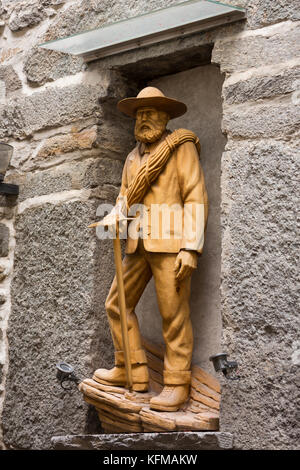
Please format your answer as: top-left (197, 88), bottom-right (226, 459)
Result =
top-left (40, 0), bottom-right (245, 62)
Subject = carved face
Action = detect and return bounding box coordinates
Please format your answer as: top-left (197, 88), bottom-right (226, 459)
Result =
top-left (134, 106), bottom-right (169, 143)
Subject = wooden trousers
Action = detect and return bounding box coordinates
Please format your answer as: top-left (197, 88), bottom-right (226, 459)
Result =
top-left (105, 241), bottom-right (193, 385)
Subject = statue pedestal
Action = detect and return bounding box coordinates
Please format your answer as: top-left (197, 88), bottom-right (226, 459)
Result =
top-left (51, 432), bottom-right (233, 450)
top-left (79, 338), bottom-right (221, 434)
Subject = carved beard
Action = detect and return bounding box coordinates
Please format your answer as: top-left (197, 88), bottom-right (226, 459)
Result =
top-left (134, 118), bottom-right (166, 143)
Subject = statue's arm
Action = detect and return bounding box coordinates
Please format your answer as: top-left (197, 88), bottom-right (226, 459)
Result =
top-left (176, 141), bottom-right (208, 254)
top-left (174, 141), bottom-right (208, 281)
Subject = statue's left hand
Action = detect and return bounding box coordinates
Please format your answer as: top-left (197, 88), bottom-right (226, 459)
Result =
top-left (174, 250), bottom-right (198, 281)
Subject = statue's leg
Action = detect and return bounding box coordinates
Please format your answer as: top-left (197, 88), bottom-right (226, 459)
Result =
top-left (94, 250), bottom-right (152, 391)
top-left (148, 252), bottom-right (193, 410)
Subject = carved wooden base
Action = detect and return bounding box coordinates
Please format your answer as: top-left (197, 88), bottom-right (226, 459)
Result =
top-left (79, 338), bottom-right (220, 433)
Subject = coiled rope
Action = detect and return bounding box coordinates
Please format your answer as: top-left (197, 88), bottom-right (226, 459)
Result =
top-left (125, 128), bottom-right (200, 208)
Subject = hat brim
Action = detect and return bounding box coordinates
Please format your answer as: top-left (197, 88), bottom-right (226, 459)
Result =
top-left (117, 96), bottom-right (187, 119)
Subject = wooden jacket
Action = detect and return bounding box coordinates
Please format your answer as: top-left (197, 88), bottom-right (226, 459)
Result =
top-left (118, 131), bottom-right (208, 254)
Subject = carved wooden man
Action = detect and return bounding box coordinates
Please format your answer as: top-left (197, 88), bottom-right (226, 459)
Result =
top-left (94, 87), bottom-right (208, 411)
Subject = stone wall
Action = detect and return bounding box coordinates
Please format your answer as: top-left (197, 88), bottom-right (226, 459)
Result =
top-left (0, 0), bottom-right (299, 450)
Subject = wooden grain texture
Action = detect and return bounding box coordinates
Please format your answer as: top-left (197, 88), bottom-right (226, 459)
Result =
top-left (101, 423), bottom-right (124, 434)
top-left (86, 378), bottom-right (126, 394)
top-left (84, 397), bottom-right (142, 423)
top-left (79, 339), bottom-right (221, 433)
top-left (191, 377), bottom-right (220, 402)
top-left (140, 408), bottom-right (177, 431)
top-left (191, 365), bottom-right (221, 393)
top-left (97, 410), bottom-right (143, 432)
top-left (190, 388), bottom-right (220, 410)
top-left (79, 382), bottom-right (143, 412)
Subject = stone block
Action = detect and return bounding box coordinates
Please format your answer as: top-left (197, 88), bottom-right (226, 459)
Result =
top-left (223, 64), bottom-right (300, 105)
top-left (0, 224), bottom-right (9, 257)
top-left (222, 99), bottom-right (300, 139)
top-left (37, 127), bottom-right (98, 159)
top-left (224, 0), bottom-right (300, 29)
top-left (24, 47), bottom-right (86, 87)
top-left (81, 157), bottom-right (123, 189)
top-left (13, 156), bottom-right (123, 202)
top-left (2, 199), bottom-right (116, 449)
top-left (0, 65), bottom-right (22, 93)
top-left (0, 83), bottom-right (104, 139)
top-left (212, 23), bottom-right (300, 73)
top-left (219, 139), bottom-right (299, 449)
top-left (51, 431), bottom-right (233, 450)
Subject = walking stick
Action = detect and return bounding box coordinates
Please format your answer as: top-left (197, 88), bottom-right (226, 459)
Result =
top-left (89, 215), bottom-right (133, 391)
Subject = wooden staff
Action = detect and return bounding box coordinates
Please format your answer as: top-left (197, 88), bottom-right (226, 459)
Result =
top-left (112, 220), bottom-right (132, 391)
top-left (89, 216), bottom-right (133, 391)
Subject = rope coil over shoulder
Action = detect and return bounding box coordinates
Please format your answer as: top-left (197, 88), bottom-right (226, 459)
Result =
top-left (125, 128), bottom-right (200, 209)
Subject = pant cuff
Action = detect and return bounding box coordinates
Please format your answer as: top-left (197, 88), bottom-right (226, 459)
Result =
top-left (163, 370), bottom-right (191, 385)
top-left (115, 349), bottom-right (147, 365)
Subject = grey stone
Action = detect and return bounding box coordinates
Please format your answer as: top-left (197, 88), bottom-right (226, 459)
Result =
top-left (12, 157), bottom-right (123, 202)
top-left (2, 199), bottom-right (117, 449)
top-left (0, 83), bottom-right (104, 139)
top-left (8, 0), bottom-right (65, 31)
top-left (212, 24), bottom-right (300, 73)
top-left (0, 224), bottom-right (9, 257)
top-left (51, 432), bottom-right (234, 450)
top-left (223, 65), bottom-right (300, 105)
top-left (0, 66), bottom-right (22, 93)
top-left (0, 265), bottom-right (7, 282)
top-left (219, 139), bottom-right (299, 449)
top-left (24, 47), bottom-right (86, 87)
top-left (80, 157), bottom-right (123, 189)
top-left (224, 0), bottom-right (300, 29)
top-left (222, 99), bottom-right (300, 139)
top-left (12, 171), bottom-right (73, 203)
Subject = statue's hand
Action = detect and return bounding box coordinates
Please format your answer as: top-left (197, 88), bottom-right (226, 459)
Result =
top-left (174, 250), bottom-right (198, 281)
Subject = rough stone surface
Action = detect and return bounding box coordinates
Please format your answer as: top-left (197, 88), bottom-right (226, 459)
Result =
top-left (223, 98), bottom-right (300, 139)
top-left (223, 64), bottom-right (300, 105)
top-left (0, 224), bottom-right (9, 257)
top-left (219, 139), bottom-right (300, 449)
top-left (213, 23), bottom-right (300, 73)
top-left (24, 47), bottom-right (86, 87)
top-left (51, 432), bottom-right (234, 450)
top-left (2, 199), bottom-right (116, 449)
top-left (0, 66), bottom-right (22, 93)
top-left (8, 0), bottom-right (65, 31)
top-left (224, 0), bottom-right (300, 29)
top-left (0, 83), bottom-right (104, 139)
top-left (12, 156), bottom-right (123, 202)
top-left (36, 127), bottom-right (98, 159)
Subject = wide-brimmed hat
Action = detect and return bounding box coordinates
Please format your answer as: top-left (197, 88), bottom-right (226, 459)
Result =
top-left (117, 86), bottom-right (187, 119)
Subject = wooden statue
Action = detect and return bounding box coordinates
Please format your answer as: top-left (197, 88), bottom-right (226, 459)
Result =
top-left (86, 87), bottom-right (209, 417)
